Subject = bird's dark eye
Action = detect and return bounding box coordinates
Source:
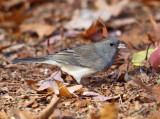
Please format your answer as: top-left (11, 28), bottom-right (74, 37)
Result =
top-left (110, 43), bottom-right (113, 46)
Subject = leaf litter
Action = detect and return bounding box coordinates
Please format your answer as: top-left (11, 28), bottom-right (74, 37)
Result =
top-left (1, 0), bottom-right (160, 119)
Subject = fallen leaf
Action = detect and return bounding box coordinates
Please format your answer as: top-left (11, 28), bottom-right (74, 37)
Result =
top-left (99, 17), bottom-right (108, 39)
top-left (37, 79), bottom-right (59, 95)
top-left (20, 22), bottom-right (55, 38)
top-left (67, 85), bottom-right (82, 94)
top-left (64, 8), bottom-right (111, 30)
top-left (25, 79), bottom-right (39, 85)
top-left (149, 47), bottom-right (160, 71)
top-left (49, 109), bottom-right (73, 119)
top-left (119, 27), bottom-right (150, 49)
top-left (54, 79), bottom-right (73, 98)
top-left (0, 0), bottom-right (4, 7)
top-left (12, 110), bottom-right (35, 119)
top-left (148, 13), bottom-right (160, 71)
top-left (109, 17), bottom-right (136, 28)
top-left (2, 43), bottom-right (27, 53)
top-left (66, 0), bottom-right (129, 30)
top-left (142, 0), bottom-right (160, 7)
top-left (150, 85), bottom-right (160, 102)
top-left (38, 71), bottom-right (73, 97)
top-left (2, 0), bottom-right (26, 10)
top-left (37, 71), bottom-right (64, 94)
top-left (133, 75), bottom-right (160, 102)
top-left (132, 49), bottom-right (154, 66)
top-left (0, 44), bottom-right (11, 52)
top-left (149, 13), bottom-right (160, 43)
top-left (0, 5), bottom-right (32, 25)
top-left (78, 19), bottom-right (100, 38)
top-left (95, 0), bottom-right (129, 17)
top-left (12, 95), bottom-right (60, 119)
top-left (0, 109), bottom-right (8, 119)
top-left (50, 71), bottom-right (65, 83)
top-left (83, 91), bottom-right (119, 101)
top-left (76, 18), bottom-right (108, 41)
top-left (24, 98), bottom-right (36, 107)
top-left (150, 111), bottom-right (160, 119)
top-left (117, 72), bottom-right (129, 82)
top-left (47, 38), bottom-right (55, 55)
top-left (100, 103), bottom-right (118, 119)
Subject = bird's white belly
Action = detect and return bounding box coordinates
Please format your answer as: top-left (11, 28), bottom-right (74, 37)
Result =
top-left (61, 65), bottom-right (95, 80)
top-left (45, 60), bottom-right (94, 77)
top-left (45, 60), bottom-right (95, 83)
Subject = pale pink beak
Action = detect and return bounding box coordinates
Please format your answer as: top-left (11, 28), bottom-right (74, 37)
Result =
top-left (118, 43), bottom-right (126, 49)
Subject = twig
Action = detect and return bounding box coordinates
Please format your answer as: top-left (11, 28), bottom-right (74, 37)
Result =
top-left (145, 43), bottom-right (152, 60)
top-left (35, 95), bottom-right (60, 119)
top-left (131, 107), bottom-right (146, 117)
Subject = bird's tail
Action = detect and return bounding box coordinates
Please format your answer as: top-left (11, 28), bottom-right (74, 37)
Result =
top-left (12, 57), bottom-right (47, 64)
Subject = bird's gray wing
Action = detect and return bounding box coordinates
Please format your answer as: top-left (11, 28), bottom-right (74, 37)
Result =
top-left (51, 48), bottom-right (82, 66)
top-left (73, 45), bottom-right (109, 70)
top-left (51, 45), bottom-right (109, 70)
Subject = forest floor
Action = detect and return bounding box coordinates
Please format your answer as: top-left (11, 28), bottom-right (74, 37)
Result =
top-left (0, 0), bottom-right (160, 119)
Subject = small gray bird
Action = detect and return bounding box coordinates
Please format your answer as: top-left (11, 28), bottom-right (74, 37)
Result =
top-left (12, 38), bottom-right (125, 83)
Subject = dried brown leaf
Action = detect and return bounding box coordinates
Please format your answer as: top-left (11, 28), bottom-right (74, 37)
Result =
top-left (149, 13), bottom-right (160, 44)
top-left (109, 17), bottom-right (136, 28)
top-left (151, 85), bottom-right (160, 102)
top-left (12, 95), bottom-right (60, 119)
top-left (142, 0), bottom-right (160, 7)
top-left (54, 79), bottom-right (73, 98)
top-left (100, 103), bottom-right (118, 119)
top-left (24, 98), bottom-right (36, 107)
top-left (1, 5), bottom-right (32, 24)
top-left (12, 110), bottom-right (36, 119)
top-left (0, 44), bottom-right (11, 52)
top-left (95, 0), bottom-right (129, 17)
top-left (99, 17), bottom-right (108, 39)
top-left (25, 79), bottom-right (39, 85)
top-left (83, 91), bottom-right (119, 101)
top-left (0, 109), bottom-right (8, 119)
top-left (77, 19), bottom-right (106, 41)
top-left (148, 13), bottom-right (160, 71)
top-left (67, 85), bottom-right (82, 94)
top-left (2, 44), bottom-right (27, 53)
top-left (79, 20), bottom-right (100, 38)
top-left (90, 103), bottom-right (118, 119)
top-left (20, 22), bottom-right (55, 38)
top-left (0, 0), bottom-right (4, 7)
top-left (49, 109), bottom-right (73, 119)
top-left (47, 38), bottom-right (55, 55)
top-left (37, 79), bottom-right (59, 95)
top-left (134, 75), bottom-right (160, 102)
top-left (150, 111), bottom-right (160, 119)
top-left (149, 47), bottom-right (160, 72)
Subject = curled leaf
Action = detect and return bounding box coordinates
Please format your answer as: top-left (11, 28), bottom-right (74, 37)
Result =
top-left (47, 38), bottom-right (55, 55)
top-left (149, 47), bottom-right (160, 72)
top-left (98, 17), bottom-right (108, 39)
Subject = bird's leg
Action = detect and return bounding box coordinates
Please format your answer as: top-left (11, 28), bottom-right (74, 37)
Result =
top-left (80, 77), bottom-right (93, 90)
top-left (74, 77), bottom-right (81, 84)
top-left (66, 75), bottom-right (79, 84)
top-left (62, 72), bottom-right (79, 84)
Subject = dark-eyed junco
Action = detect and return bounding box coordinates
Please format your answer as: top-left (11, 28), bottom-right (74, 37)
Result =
top-left (12, 38), bottom-right (125, 83)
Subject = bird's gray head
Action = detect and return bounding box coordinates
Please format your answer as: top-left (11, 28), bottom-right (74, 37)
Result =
top-left (95, 38), bottom-right (125, 59)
